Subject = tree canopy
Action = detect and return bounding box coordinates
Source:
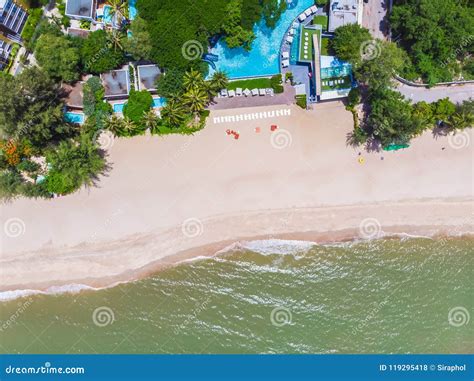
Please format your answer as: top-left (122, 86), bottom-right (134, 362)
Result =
top-left (390, 0), bottom-right (474, 83)
top-left (35, 33), bottom-right (80, 82)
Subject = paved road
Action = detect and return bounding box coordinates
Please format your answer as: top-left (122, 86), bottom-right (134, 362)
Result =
top-left (397, 83), bottom-right (474, 104)
top-left (363, 0), bottom-right (389, 40)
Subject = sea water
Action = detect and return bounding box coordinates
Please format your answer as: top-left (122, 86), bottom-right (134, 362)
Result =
top-left (0, 237), bottom-right (472, 354)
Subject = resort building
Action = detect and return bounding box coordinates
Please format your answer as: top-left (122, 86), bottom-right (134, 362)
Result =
top-left (65, 0), bottom-right (96, 21)
top-left (137, 64), bottom-right (161, 92)
top-left (63, 81), bottom-right (84, 110)
top-left (328, 0), bottom-right (363, 33)
top-left (101, 69), bottom-right (131, 99)
top-left (0, 0), bottom-right (28, 40)
top-left (0, 39), bottom-right (12, 70)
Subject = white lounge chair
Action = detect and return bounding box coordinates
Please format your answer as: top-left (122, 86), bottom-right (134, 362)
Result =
top-left (282, 51), bottom-right (290, 59)
top-left (259, 89), bottom-right (266, 96)
top-left (268, 88), bottom-right (275, 97)
top-left (251, 88), bottom-right (259, 96)
top-left (220, 89), bottom-right (228, 97)
top-left (228, 90), bottom-right (235, 98)
top-left (282, 59), bottom-right (290, 68)
top-left (310, 5), bottom-right (317, 13)
top-left (304, 9), bottom-right (312, 17)
top-left (289, 28), bottom-right (295, 36)
top-left (286, 36), bottom-right (294, 44)
top-left (236, 88), bottom-right (243, 96)
top-left (292, 22), bottom-right (299, 28)
top-left (243, 88), bottom-right (251, 97)
top-left (298, 14), bottom-right (307, 22)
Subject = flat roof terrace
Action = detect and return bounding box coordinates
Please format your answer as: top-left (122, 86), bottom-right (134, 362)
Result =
top-left (137, 64), bottom-right (161, 91)
top-left (101, 69), bottom-right (130, 98)
top-left (298, 24), bottom-right (321, 63)
top-left (66, 0), bottom-right (95, 19)
top-left (328, 0), bottom-right (361, 32)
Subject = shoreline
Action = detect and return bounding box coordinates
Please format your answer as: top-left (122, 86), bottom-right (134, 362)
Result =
top-left (1, 198), bottom-right (473, 296)
top-left (1, 104), bottom-right (473, 298)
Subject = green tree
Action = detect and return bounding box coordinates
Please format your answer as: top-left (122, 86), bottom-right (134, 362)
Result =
top-left (46, 134), bottom-right (106, 194)
top-left (156, 68), bottom-right (185, 98)
top-left (124, 17), bottom-right (153, 60)
top-left (81, 30), bottom-right (125, 74)
top-left (105, 114), bottom-right (126, 136)
top-left (223, 0), bottom-right (256, 50)
top-left (160, 99), bottom-right (187, 128)
top-left (356, 41), bottom-right (407, 90)
top-left (35, 33), bottom-right (80, 82)
top-left (183, 87), bottom-right (208, 115)
top-left (209, 71), bottom-right (229, 92)
top-left (183, 68), bottom-right (205, 91)
top-left (432, 98), bottom-right (456, 124)
top-left (0, 67), bottom-right (73, 147)
top-left (331, 24), bottom-right (372, 69)
top-left (365, 89), bottom-right (425, 147)
top-left (123, 90), bottom-right (153, 124)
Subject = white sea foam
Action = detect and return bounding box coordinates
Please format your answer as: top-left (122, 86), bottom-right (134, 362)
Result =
top-left (239, 239), bottom-right (317, 255)
top-left (0, 283), bottom-right (99, 302)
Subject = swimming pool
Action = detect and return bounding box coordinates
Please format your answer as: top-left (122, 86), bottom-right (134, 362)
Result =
top-left (113, 98), bottom-right (166, 114)
top-left (64, 111), bottom-right (85, 124)
top-left (103, 5), bottom-right (114, 25)
top-left (113, 102), bottom-right (125, 113)
top-left (129, 0), bottom-right (137, 20)
top-left (208, 0), bottom-right (314, 79)
top-left (152, 97), bottom-right (166, 108)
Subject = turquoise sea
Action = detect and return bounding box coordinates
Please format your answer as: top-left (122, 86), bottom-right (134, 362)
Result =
top-left (0, 237), bottom-right (472, 354)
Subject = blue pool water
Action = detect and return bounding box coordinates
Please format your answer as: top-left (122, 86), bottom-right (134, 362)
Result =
top-left (64, 112), bottom-right (85, 124)
top-left (113, 98), bottom-right (166, 113)
top-left (113, 103), bottom-right (125, 113)
top-left (103, 5), bottom-right (113, 25)
top-left (152, 97), bottom-right (166, 108)
top-left (208, 0), bottom-right (314, 79)
top-left (129, 0), bottom-right (137, 20)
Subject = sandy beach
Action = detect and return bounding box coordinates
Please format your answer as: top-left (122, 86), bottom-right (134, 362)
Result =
top-left (0, 102), bottom-right (473, 292)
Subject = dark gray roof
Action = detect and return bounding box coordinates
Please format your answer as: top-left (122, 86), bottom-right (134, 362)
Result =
top-left (137, 65), bottom-right (161, 91)
top-left (66, 0), bottom-right (95, 18)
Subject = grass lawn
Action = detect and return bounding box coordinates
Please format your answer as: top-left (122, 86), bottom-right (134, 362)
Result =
top-left (312, 15), bottom-right (328, 30)
top-left (227, 78), bottom-right (272, 90)
top-left (299, 26), bottom-right (321, 62)
top-left (321, 37), bottom-right (330, 55)
top-left (321, 75), bottom-right (352, 91)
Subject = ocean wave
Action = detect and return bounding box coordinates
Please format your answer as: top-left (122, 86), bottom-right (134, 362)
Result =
top-left (224, 239), bottom-right (318, 256)
top-left (0, 283), bottom-right (98, 302)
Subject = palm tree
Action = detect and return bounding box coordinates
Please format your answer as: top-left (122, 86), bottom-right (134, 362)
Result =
top-left (142, 109), bottom-right (159, 132)
top-left (204, 81), bottom-right (217, 102)
top-left (122, 117), bottom-right (136, 136)
top-left (183, 87), bottom-right (208, 115)
top-left (209, 70), bottom-right (228, 91)
top-left (448, 112), bottom-right (473, 130)
top-left (161, 100), bottom-right (186, 128)
top-left (104, 115), bottom-right (125, 136)
top-left (108, 0), bottom-right (129, 26)
top-left (183, 68), bottom-right (204, 92)
top-left (107, 29), bottom-right (125, 52)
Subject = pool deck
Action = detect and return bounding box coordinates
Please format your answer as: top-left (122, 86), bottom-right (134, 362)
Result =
top-left (209, 84), bottom-right (296, 110)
